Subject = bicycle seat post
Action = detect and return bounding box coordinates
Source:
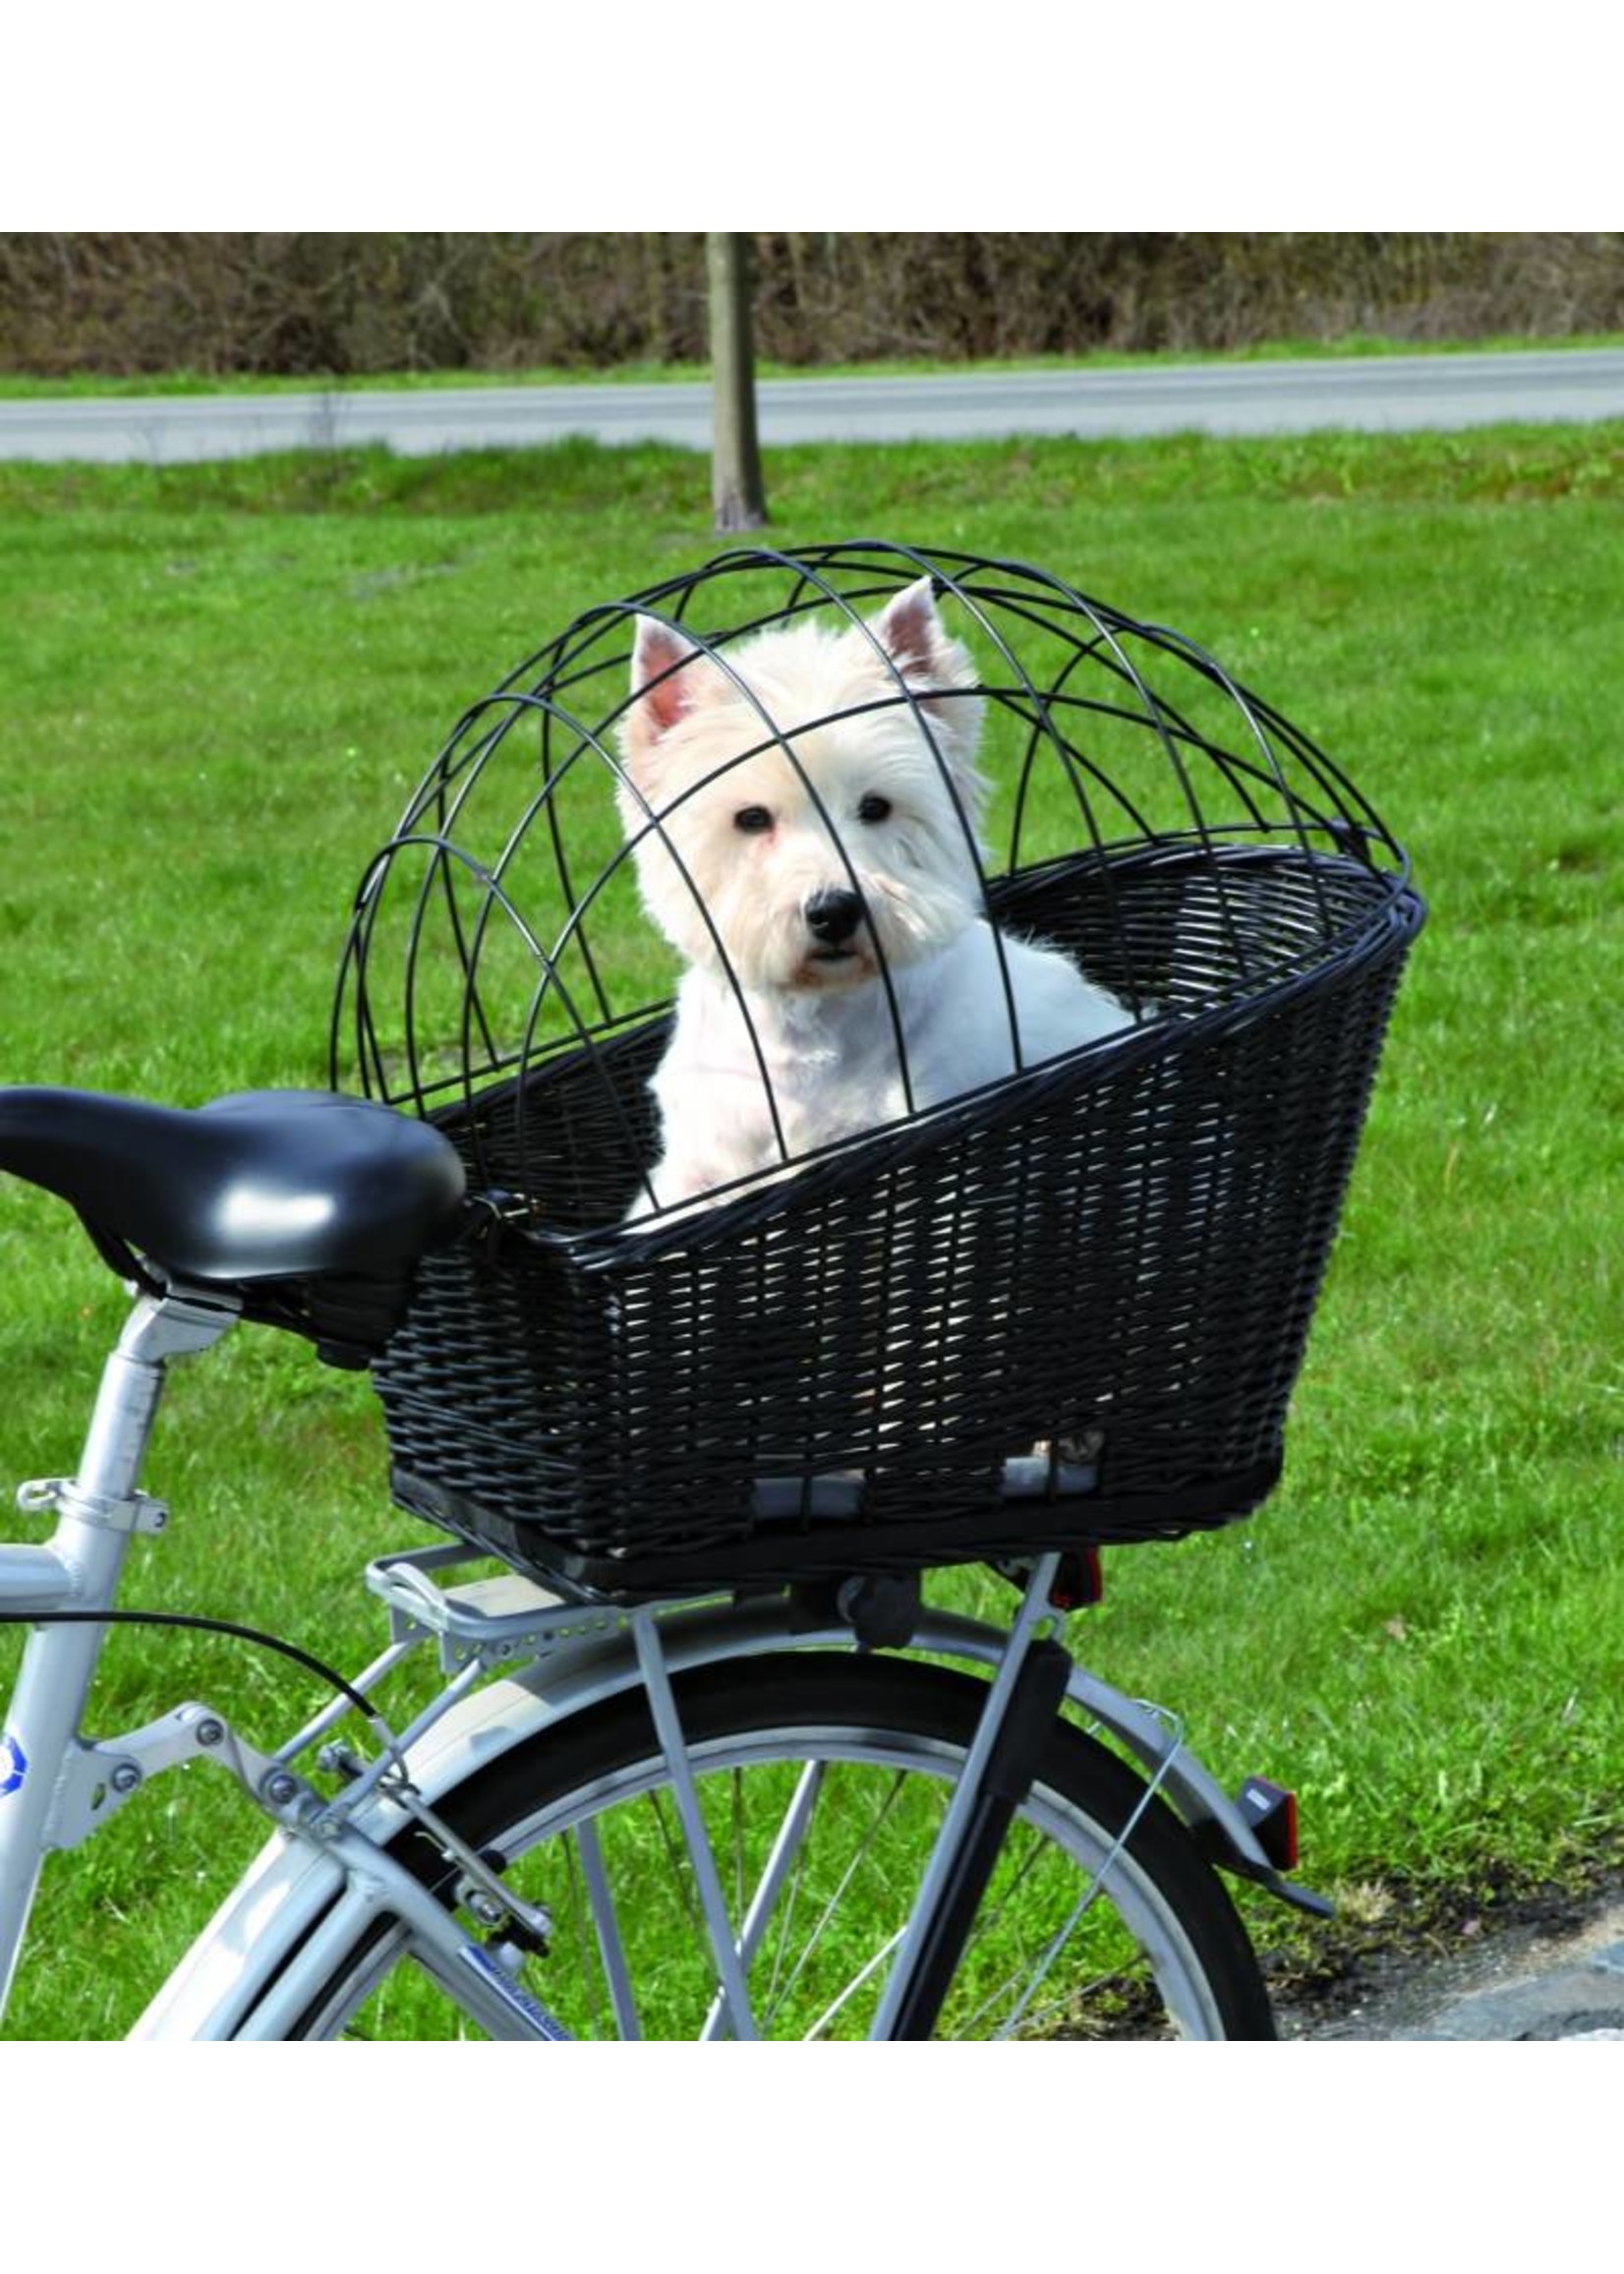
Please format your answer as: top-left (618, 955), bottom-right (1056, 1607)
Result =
top-left (67, 1288), bottom-right (236, 1508)
top-left (0, 1286), bottom-right (237, 2017)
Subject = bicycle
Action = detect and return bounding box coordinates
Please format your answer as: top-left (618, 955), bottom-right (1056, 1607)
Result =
top-left (0, 542), bottom-right (1422, 2039)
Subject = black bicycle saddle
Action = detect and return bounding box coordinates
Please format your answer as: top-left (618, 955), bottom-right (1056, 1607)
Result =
top-left (0, 1086), bottom-right (468, 1361)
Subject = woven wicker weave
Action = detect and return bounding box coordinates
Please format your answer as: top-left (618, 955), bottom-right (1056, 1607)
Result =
top-left (333, 543), bottom-right (1424, 1600)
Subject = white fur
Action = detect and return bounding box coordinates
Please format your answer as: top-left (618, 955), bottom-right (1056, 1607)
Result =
top-left (616, 578), bottom-right (1129, 1216)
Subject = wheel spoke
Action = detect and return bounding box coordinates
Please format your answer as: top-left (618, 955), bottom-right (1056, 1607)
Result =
top-left (572, 1820), bottom-right (641, 2040)
top-left (700, 1758), bottom-right (826, 2040)
top-left (757, 1768), bottom-right (913, 2033)
top-left (802, 1926), bottom-right (907, 2041)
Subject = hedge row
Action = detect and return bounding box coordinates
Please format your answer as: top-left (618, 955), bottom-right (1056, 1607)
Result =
top-left (2, 232), bottom-right (1620, 377)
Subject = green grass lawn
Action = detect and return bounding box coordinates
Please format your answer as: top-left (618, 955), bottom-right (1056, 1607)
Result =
top-left (0, 423), bottom-right (1620, 2035)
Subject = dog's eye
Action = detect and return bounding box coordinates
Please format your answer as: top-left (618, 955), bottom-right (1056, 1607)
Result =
top-left (733, 805), bottom-right (774, 834)
top-left (857, 793), bottom-right (893, 824)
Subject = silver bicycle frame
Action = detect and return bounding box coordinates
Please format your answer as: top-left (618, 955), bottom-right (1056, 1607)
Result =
top-left (0, 1288), bottom-right (239, 2017)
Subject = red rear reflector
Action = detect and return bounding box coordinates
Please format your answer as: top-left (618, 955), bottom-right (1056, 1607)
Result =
top-left (1048, 1547), bottom-right (1104, 1611)
top-left (1237, 1778), bottom-right (1300, 1872)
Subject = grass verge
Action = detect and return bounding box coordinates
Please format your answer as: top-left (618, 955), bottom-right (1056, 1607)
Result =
top-left (1, 332), bottom-right (1621, 398)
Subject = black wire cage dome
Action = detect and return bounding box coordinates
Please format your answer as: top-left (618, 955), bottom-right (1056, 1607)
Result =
top-left (332, 540), bottom-right (1425, 1600)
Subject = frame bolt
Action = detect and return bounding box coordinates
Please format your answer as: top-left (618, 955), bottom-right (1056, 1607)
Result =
top-left (196, 1719), bottom-right (225, 1748)
top-left (110, 1763), bottom-right (142, 1795)
top-left (262, 1772), bottom-right (301, 1807)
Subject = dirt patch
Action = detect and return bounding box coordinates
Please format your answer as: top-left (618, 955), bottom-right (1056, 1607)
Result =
top-left (1262, 1871), bottom-right (1624, 2040)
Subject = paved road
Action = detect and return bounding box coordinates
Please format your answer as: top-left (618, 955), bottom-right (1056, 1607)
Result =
top-left (3, 348), bottom-right (1623, 463)
top-left (1285, 1896), bottom-right (1624, 2042)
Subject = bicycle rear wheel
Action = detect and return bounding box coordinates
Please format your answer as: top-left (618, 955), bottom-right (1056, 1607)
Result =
top-left (289, 1652), bottom-right (1274, 2040)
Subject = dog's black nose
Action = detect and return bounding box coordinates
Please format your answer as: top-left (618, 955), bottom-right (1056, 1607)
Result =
top-left (805, 888), bottom-right (865, 946)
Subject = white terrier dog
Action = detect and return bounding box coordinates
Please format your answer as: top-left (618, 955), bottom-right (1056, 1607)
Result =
top-left (616, 578), bottom-right (1129, 1215)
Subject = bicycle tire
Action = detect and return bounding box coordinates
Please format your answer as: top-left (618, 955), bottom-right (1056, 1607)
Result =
top-left (282, 1651), bottom-right (1275, 2041)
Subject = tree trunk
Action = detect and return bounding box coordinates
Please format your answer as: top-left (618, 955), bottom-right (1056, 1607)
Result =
top-left (707, 232), bottom-right (768, 532)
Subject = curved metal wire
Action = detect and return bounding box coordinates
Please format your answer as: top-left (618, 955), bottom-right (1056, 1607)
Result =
top-left (331, 540), bottom-right (1414, 1232)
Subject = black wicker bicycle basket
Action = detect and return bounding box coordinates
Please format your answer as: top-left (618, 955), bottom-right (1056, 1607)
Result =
top-left (333, 541), bottom-right (1424, 1600)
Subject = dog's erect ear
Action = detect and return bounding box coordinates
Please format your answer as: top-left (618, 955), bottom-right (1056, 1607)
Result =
top-left (621, 616), bottom-right (716, 783)
top-left (867, 575), bottom-right (986, 805)
top-left (871, 578), bottom-right (966, 685)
